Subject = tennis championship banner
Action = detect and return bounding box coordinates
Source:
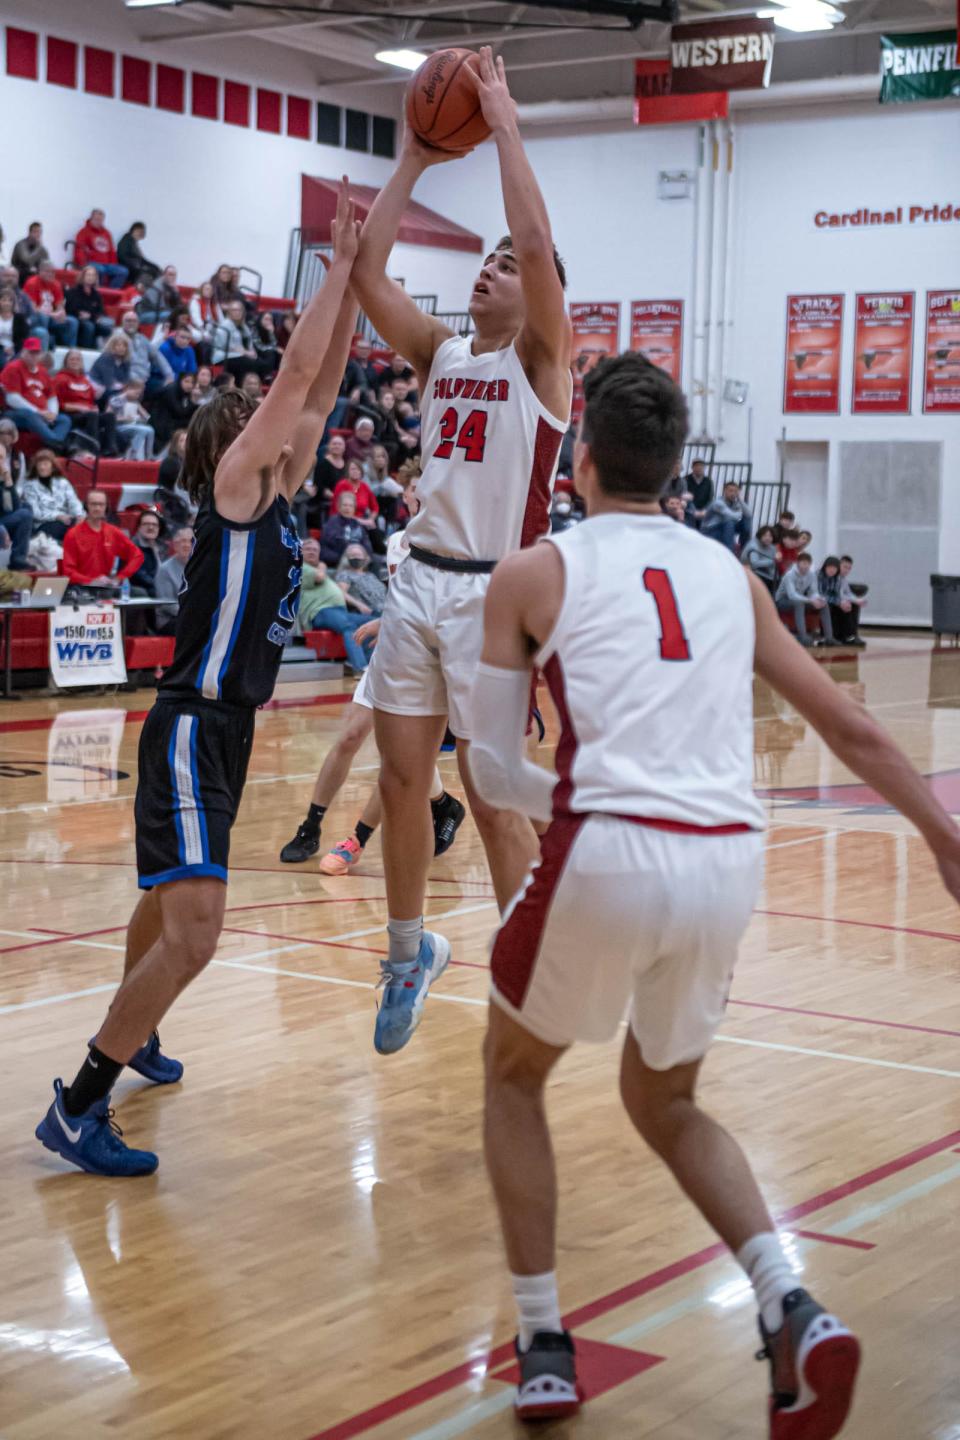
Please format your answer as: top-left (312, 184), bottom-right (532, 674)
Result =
top-left (634, 60), bottom-right (727, 124)
top-left (852, 292), bottom-right (915, 414)
top-left (923, 290), bottom-right (960, 413)
top-left (630, 301), bottom-right (684, 384)
top-left (880, 32), bottom-right (960, 104)
top-left (783, 295), bottom-right (844, 414)
top-left (670, 17), bottom-right (774, 94)
top-left (570, 302), bottom-right (620, 421)
top-left (49, 605), bottom-right (127, 688)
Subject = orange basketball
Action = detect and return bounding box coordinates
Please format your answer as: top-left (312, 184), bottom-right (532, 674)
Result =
top-left (406, 49), bottom-right (491, 152)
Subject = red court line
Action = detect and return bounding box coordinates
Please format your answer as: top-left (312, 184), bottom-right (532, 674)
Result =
top-left (728, 997), bottom-right (960, 1041)
top-left (220, 926), bottom-right (489, 970)
top-left (0, 689), bottom-right (355, 737)
top-left (307, 1125), bottom-right (960, 1440)
top-left (756, 907), bottom-right (960, 947)
top-left (794, 1229), bottom-right (875, 1251)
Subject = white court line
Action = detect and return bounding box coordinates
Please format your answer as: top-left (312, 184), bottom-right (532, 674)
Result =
top-left (212, 958), bottom-right (485, 1008)
top-left (714, 1033), bottom-right (960, 1079)
top-left (764, 832), bottom-right (828, 851)
top-left (0, 983), bottom-right (118, 1016)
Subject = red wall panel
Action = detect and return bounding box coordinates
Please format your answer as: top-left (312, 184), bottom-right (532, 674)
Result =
top-left (287, 94), bottom-right (310, 139)
top-left (46, 36), bottom-right (77, 88)
top-left (224, 80), bottom-right (250, 126)
top-left (156, 63), bottom-right (185, 113)
top-left (6, 27), bottom-right (38, 80)
top-left (84, 46), bottom-right (114, 97)
top-left (121, 54), bottom-right (151, 105)
top-left (257, 87), bottom-right (281, 133)
top-left (191, 71), bottom-right (218, 120)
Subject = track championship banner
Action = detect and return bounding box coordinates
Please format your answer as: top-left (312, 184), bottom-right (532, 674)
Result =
top-left (570, 302), bottom-right (620, 421)
top-left (670, 17), bottom-right (774, 94)
top-left (49, 605), bottom-right (127, 688)
top-left (852, 292), bottom-right (914, 414)
top-left (634, 60), bottom-right (727, 124)
top-left (923, 290), bottom-right (960, 413)
top-left (783, 295), bottom-right (844, 414)
top-left (629, 301), bottom-right (684, 384)
top-left (880, 32), bottom-right (960, 104)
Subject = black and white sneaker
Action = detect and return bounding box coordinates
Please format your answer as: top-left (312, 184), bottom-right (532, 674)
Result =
top-left (515, 1330), bottom-right (582, 1421)
top-left (757, 1288), bottom-right (860, 1440)
top-left (431, 791), bottom-right (466, 857)
top-left (279, 821), bottom-right (320, 864)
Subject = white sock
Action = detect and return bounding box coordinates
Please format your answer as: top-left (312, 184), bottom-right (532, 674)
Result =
top-left (737, 1232), bottom-right (797, 1334)
top-left (512, 1270), bottom-right (563, 1351)
top-left (387, 916), bottom-right (423, 965)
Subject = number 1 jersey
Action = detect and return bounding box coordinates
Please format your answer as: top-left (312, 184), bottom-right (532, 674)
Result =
top-left (537, 513), bottom-right (765, 831)
top-left (408, 334), bottom-right (569, 562)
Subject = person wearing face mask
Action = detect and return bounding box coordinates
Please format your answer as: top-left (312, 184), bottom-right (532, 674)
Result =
top-left (336, 542), bottom-right (387, 617)
top-left (0, 440), bottom-right (33, 569)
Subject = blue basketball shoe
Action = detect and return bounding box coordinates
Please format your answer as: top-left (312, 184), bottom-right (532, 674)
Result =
top-left (374, 931), bottom-right (451, 1055)
top-left (36, 1079), bottom-right (158, 1176)
top-left (127, 1031), bottom-right (184, 1085)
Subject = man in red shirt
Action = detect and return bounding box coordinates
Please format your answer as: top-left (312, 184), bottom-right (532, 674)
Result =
top-left (23, 261), bottom-right (79, 349)
top-left (0, 337), bottom-right (71, 448)
top-left (63, 489), bottom-right (143, 587)
top-left (73, 209), bottom-right (127, 288)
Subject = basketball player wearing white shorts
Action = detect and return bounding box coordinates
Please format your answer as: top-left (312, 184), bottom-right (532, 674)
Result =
top-left (351, 47), bottom-right (572, 1055)
top-left (471, 352), bottom-right (960, 1431)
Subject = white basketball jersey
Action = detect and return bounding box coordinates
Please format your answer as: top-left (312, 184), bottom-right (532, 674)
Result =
top-left (407, 335), bottom-right (569, 561)
top-left (537, 514), bottom-right (764, 831)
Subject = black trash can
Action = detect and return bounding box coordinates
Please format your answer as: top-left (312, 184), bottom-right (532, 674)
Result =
top-left (930, 575), bottom-right (960, 638)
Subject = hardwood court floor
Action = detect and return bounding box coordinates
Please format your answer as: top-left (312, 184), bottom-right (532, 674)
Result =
top-left (2, 635), bottom-right (959, 1440)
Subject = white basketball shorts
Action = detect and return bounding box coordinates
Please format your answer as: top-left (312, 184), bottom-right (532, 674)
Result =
top-left (364, 558), bottom-right (490, 741)
top-left (352, 668), bottom-right (372, 711)
top-left (490, 814), bottom-right (764, 1070)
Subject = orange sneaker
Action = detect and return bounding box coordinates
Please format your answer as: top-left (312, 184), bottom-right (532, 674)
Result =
top-left (318, 836), bottom-right (363, 875)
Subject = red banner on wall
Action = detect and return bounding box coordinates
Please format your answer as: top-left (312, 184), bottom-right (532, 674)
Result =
top-left (852, 292), bottom-right (914, 414)
top-left (629, 301), bottom-right (684, 384)
top-left (923, 289), bottom-right (960, 413)
top-left (634, 60), bottom-right (727, 125)
top-left (783, 294), bottom-right (844, 414)
top-left (570, 302), bottom-right (621, 421)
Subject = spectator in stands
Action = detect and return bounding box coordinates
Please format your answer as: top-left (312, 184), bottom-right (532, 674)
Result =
top-left (830, 556), bottom-right (867, 647)
top-left (313, 432), bottom-right (347, 516)
top-left (213, 371), bottom-right (235, 393)
top-left (187, 281), bottom-right (222, 357)
top-left (91, 332), bottom-right (133, 409)
top-left (776, 551), bottom-right (834, 647)
top-left (117, 222), bottom-right (159, 285)
top-left (254, 311), bottom-right (280, 379)
top-left (115, 310), bottom-right (173, 396)
top-left (797, 529), bottom-right (813, 556)
top-left (0, 265), bottom-right (47, 345)
top-left (138, 264), bottom-right (181, 326)
top-left (344, 415), bottom-right (375, 469)
top-left (73, 210), bottom-right (127, 287)
top-left (1, 338), bottom-right (71, 448)
top-left (155, 429), bottom-right (193, 529)
top-left (330, 342), bottom-right (375, 428)
top-left (659, 494), bottom-right (688, 525)
top-left (65, 267), bottom-right (113, 349)
top-left (336, 543), bottom-right (387, 618)
top-left (191, 364), bottom-right (215, 408)
top-left (158, 325), bottom-right (198, 380)
top-left (131, 509), bottom-right (165, 595)
top-left (777, 527), bottom-right (801, 576)
top-left (682, 458), bottom-right (713, 522)
top-left (319, 490), bottom-right (372, 569)
top-left (212, 300), bottom-right (261, 381)
top-left (0, 288), bottom-right (27, 361)
top-left (240, 371), bottom-right (263, 406)
top-left (333, 458), bottom-right (379, 535)
top-left (0, 417), bottom-right (24, 481)
top-left (772, 509), bottom-right (796, 544)
top-left (701, 481), bottom-right (752, 552)
top-left (63, 487), bottom-right (142, 587)
top-left (0, 440), bottom-right (33, 569)
top-left (21, 449), bottom-right (83, 540)
top-left (23, 261), bottom-right (78, 348)
top-left (367, 443), bottom-right (402, 527)
top-left (741, 524), bottom-right (779, 596)
top-left (111, 379), bottom-right (155, 460)
top-left (551, 493), bottom-right (580, 533)
top-left (387, 351), bottom-right (415, 390)
top-left (11, 222), bottom-right (49, 283)
top-left (54, 349), bottom-right (118, 456)
top-left (276, 311), bottom-right (297, 353)
top-left (153, 373), bottom-right (196, 451)
top-left (154, 525), bottom-right (193, 634)
top-left (299, 537), bottom-right (374, 674)
top-left (210, 263), bottom-right (243, 310)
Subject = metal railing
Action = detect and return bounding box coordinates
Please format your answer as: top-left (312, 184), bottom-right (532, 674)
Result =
top-left (743, 480), bottom-right (791, 532)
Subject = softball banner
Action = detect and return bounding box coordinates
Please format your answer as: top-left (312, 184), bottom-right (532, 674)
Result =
top-left (630, 301), bottom-right (684, 384)
top-left (570, 302), bottom-right (621, 421)
top-left (852, 292), bottom-right (914, 414)
top-left (923, 290), bottom-right (960, 414)
top-left (783, 295), bottom-right (844, 414)
top-left (879, 32), bottom-right (960, 104)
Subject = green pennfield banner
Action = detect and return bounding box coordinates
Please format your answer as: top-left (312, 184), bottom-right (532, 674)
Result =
top-left (879, 31), bottom-right (960, 104)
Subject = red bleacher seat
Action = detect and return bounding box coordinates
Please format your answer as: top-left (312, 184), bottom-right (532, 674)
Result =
top-left (95, 459), bottom-right (160, 488)
top-left (125, 635), bottom-right (175, 672)
top-left (303, 630), bottom-right (347, 662)
top-left (258, 296), bottom-right (296, 312)
top-left (0, 611), bottom-right (50, 672)
top-left (779, 607), bottom-right (823, 637)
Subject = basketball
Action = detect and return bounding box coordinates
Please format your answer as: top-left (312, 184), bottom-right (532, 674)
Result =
top-left (406, 48), bottom-right (491, 151)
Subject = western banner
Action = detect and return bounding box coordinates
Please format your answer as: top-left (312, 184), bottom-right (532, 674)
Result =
top-left (923, 289), bottom-right (960, 413)
top-left (634, 59), bottom-right (727, 125)
top-left (783, 295), bottom-right (844, 415)
top-left (852, 292), bottom-right (915, 414)
top-left (629, 301), bottom-right (684, 384)
top-left (670, 17), bottom-right (774, 94)
top-left (49, 605), bottom-right (127, 688)
top-left (880, 32), bottom-right (960, 104)
top-left (570, 302), bottom-right (620, 421)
